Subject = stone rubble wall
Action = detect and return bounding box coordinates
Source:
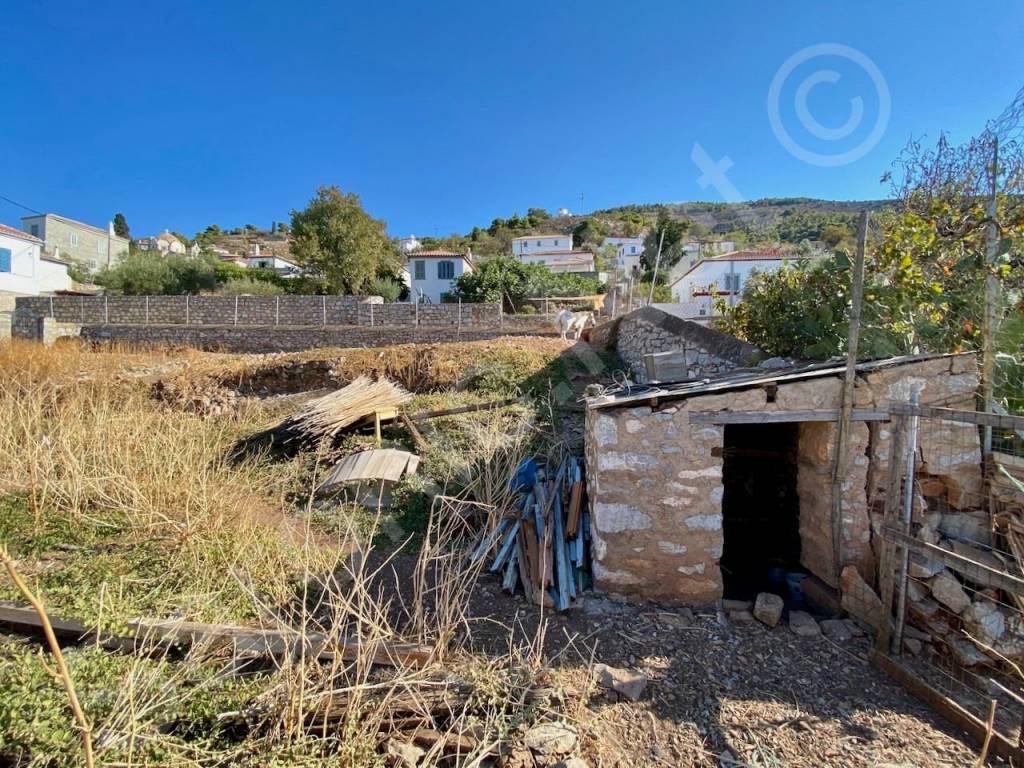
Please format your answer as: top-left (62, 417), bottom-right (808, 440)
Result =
top-left (14, 295), bottom-right (518, 331)
top-left (611, 306), bottom-right (760, 383)
top-left (76, 321), bottom-right (554, 353)
top-left (584, 354), bottom-right (982, 606)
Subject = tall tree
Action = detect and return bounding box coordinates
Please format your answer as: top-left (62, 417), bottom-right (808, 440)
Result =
top-left (290, 186), bottom-right (397, 294)
top-left (112, 213), bottom-right (130, 239)
top-left (641, 208), bottom-right (691, 278)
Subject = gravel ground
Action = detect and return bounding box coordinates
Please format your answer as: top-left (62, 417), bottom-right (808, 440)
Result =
top-left (468, 580), bottom-right (996, 767)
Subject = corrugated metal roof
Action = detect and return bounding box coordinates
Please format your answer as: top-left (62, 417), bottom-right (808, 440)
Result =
top-left (586, 352), bottom-right (967, 411)
top-left (316, 449), bottom-right (419, 493)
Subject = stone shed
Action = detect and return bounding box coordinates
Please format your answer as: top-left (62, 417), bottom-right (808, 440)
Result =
top-left (583, 353), bottom-right (980, 605)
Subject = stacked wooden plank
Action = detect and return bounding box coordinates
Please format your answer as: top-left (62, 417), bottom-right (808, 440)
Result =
top-left (474, 456), bottom-right (590, 611)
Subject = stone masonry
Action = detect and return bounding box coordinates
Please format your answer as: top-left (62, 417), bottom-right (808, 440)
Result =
top-left (584, 354), bottom-right (982, 605)
top-left (595, 305), bottom-right (760, 383)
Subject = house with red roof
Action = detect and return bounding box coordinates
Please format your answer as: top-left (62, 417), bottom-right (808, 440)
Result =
top-left (667, 248), bottom-right (791, 318)
top-left (406, 250), bottom-right (473, 303)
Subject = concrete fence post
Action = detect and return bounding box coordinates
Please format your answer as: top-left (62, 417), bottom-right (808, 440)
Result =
top-left (414, 299), bottom-right (419, 327)
top-left (234, 295), bottom-right (239, 326)
top-left (322, 295), bottom-right (327, 326)
top-left (104, 296), bottom-right (109, 324)
top-left (498, 302), bottom-right (503, 331)
top-left (185, 295), bottom-right (189, 325)
top-left (370, 302), bottom-right (374, 327)
top-left (80, 296), bottom-right (85, 324)
top-left (275, 296), bottom-right (280, 326)
top-left (145, 296), bottom-right (150, 324)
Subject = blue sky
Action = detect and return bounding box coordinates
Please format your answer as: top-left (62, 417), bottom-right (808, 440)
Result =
top-left (2, 1), bottom-right (1022, 239)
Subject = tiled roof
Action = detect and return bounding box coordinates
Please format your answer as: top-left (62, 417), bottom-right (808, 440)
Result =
top-left (408, 250), bottom-right (471, 259)
top-left (0, 222), bottom-right (42, 244)
top-left (670, 249), bottom-right (789, 285)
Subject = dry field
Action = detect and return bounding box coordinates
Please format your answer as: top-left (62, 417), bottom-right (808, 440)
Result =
top-left (0, 339), bottom-right (993, 767)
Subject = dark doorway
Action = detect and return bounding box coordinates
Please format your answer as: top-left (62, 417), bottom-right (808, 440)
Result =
top-left (720, 422), bottom-right (801, 600)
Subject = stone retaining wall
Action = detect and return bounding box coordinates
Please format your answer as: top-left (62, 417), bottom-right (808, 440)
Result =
top-left (595, 305), bottom-right (760, 383)
top-left (78, 320), bottom-right (554, 353)
top-left (14, 295), bottom-right (506, 329)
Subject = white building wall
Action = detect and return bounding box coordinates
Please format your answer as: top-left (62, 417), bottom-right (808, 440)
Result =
top-left (0, 233), bottom-right (70, 295)
top-left (512, 236), bottom-right (571, 258)
top-left (670, 258), bottom-right (788, 316)
top-left (409, 258), bottom-right (471, 303)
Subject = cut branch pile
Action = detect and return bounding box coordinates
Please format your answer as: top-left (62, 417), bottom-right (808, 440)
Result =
top-left (257, 376), bottom-right (412, 449)
top-left (474, 456), bottom-right (590, 611)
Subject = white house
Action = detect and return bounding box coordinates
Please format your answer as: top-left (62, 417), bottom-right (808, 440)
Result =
top-left (668, 249), bottom-right (790, 317)
top-left (137, 231), bottom-right (187, 255)
top-left (248, 254), bottom-right (301, 277)
top-left (407, 250), bottom-right (472, 303)
top-left (398, 235), bottom-right (422, 254)
top-left (0, 222), bottom-right (72, 296)
top-left (517, 249), bottom-right (596, 274)
top-left (511, 234), bottom-right (572, 258)
top-left (604, 236), bottom-right (645, 274)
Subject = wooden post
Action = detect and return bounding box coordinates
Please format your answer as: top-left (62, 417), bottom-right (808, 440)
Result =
top-left (831, 210), bottom-right (869, 583)
top-left (893, 388), bottom-right (922, 655)
top-left (877, 408), bottom-right (908, 654)
top-left (647, 228), bottom-right (666, 305)
top-left (373, 410), bottom-right (382, 448)
top-left (982, 138), bottom-right (999, 455)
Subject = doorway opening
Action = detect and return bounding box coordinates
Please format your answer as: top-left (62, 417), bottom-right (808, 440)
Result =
top-left (720, 422), bottom-right (802, 600)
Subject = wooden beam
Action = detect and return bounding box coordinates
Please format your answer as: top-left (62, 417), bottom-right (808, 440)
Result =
top-left (889, 403), bottom-right (1024, 431)
top-left (688, 409), bottom-right (889, 425)
top-left (871, 651), bottom-right (1024, 764)
top-left (0, 605), bottom-right (432, 668)
top-left (407, 398), bottom-right (518, 422)
top-left (880, 525), bottom-right (1024, 596)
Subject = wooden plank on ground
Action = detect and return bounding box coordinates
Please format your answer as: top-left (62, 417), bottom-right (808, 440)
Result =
top-left (871, 651), bottom-right (1024, 764)
top-left (880, 525), bottom-right (1024, 596)
top-left (0, 605), bottom-right (431, 668)
top-left (890, 403), bottom-right (1024, 431)
top-left (688, 409), bottom-right (889, 425)
top-left (407, 398), bottom-right (518, 422)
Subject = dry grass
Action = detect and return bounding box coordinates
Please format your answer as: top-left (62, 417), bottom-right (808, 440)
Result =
top-left (0, 340), bottom-right (573, 767)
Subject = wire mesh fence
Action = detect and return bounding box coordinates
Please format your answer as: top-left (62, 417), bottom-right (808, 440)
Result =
top-left (877, 399), bottom-right (1024, 756)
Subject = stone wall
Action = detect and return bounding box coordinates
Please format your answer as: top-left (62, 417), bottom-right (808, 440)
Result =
top-left (584, 354), bottom-right (982, 605)
top-left (600, 305), bottom-right (760, 383)
top-left (14, 295), bottom-right (515, 330)
top-left (77, 321), bottom-right (553, 353)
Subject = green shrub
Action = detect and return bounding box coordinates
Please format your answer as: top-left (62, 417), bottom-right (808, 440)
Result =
top-left (220, 277), bottom-right (285, 295)
top-left (518, 304), bottom-right (537, 315)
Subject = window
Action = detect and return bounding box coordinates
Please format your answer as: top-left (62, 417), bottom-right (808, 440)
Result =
top-left (536, 240), bottom-right (542, 246)
top-left (30, 224), bottom-right (39, 237)
top-left (70, 232), bottom-right (79, 247)
top-left (437, 260), bottom-right (454, 280)
top-left (724, 273), bottom-right (741, 291)
top-left (554, 240), bottom-right (559, 246)
top-left (0, 248), bottom-right (10, 272)
top-left (630, 246), bottom-right (636, 254)
top-left (413, 260), bottom-right (425, 280)
top-left (97, 240), bottom-right (105, 254)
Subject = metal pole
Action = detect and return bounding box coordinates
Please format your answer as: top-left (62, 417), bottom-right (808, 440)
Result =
top-left (647, 228), bottom-right (667, 305)
top-left (104, 296), bottom-right (109, 324)
top-left (893, 387), bottom-right (922, 656)
top-left (982, 138), bottom-right (1000, 455)
top-left (275, 295), bottom-right (280, 326)
top-left (831, 210), bottom-right (869, 583)
top-left (370, 301), bottom-right (374, 327)
top-left (145, 295), bottom-right (150, 324)
top-left (234, 295), bottom-right (238, 326)
top-left (457, 298), bottom-right (462, 337)
top-left (80, 296), bottom-right (85, 324)
top-left (49, 296), bottom-right (54, 319)
top-left (322, 295), bottom-right (326, 326)
top-left (499, 301), bottom-right (503, 331)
